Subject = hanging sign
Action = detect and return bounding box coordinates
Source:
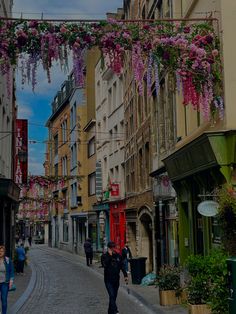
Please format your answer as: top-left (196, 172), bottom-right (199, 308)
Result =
top-left (111, 183), bottom-right (120, 197)
top-left (15, 119), bottom-right (28, 184)
top-left (197, 200), bottom-right (219, 217)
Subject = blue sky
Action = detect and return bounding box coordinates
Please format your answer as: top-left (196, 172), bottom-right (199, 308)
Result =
top-left (13, 0), bottom-right (123, 175)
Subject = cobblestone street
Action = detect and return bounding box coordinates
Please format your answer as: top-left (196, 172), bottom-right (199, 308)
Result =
top-left (15, 247), bottom-right (153, 314)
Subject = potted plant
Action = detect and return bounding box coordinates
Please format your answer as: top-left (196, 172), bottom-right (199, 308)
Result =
top-left (186, 255), bottom-right (211, 314)
top-left (157, 265), bottom-right (182, 306)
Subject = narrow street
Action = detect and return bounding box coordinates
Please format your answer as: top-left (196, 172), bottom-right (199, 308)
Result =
top-left (16, 247), bottom-right (152, 314)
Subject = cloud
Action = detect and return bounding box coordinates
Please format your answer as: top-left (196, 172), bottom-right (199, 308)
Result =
top-left (17, 103), bottom-right (34, 119)
top-left (29, 162), bottom-right (44, 175)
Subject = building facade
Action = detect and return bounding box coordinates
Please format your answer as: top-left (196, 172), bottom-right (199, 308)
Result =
top-left (123, 0), bottom-right (156, 272)
top-left (0, 0), bottom-right (20, 257)
top-left (159, 0), bottom-right (236, 264)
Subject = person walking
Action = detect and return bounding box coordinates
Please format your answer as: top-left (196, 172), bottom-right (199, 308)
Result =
top-left (28, 236), bottom-right (32, 247)
top-left (121, 242), bottom-right (132, 273)
top-left (83, 238), bottom-right (93, 266)
top-left (102, 241), bottom-right (128, 314)
top-left (0, 244), bottom-right (14, 314)
top-left (16, 243), bottom-right (26, 275)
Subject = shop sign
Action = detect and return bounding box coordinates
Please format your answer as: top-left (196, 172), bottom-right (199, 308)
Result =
top-left (111, 183), bottom-right (119, 197)
top-left (15, 119), bottom-right (28, 184)
top-left (197, 200), bottom-right (219, 217)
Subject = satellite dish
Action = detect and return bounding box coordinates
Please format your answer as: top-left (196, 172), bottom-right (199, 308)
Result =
top-left (197, 200), bottom-right (219, 217)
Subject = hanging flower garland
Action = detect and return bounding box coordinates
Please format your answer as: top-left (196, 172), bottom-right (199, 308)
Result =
top-left (0, 18), bottom-right (223, 120)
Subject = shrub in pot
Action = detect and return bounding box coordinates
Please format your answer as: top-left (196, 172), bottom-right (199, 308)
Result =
top-left (157, 265), bottom-right (182, 306)
top-left (186, 250), bottom-right (229, 314)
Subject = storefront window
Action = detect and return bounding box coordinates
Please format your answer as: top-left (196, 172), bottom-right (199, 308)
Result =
top-left (212, 217), bottom-right (221, 244)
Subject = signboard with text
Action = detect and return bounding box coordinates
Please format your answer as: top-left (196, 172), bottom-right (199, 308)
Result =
top-left (15, 119), bottom-right (28, 184)
top-left (110, 183), bottom-right (120, 197)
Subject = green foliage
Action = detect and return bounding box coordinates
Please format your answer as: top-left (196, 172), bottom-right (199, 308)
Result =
top-left (157, 265), bottom-right (181, 291)
top-left (217, 186), bottom-right (236, 255)
top-left (186, 249), bottom-right (229, 313)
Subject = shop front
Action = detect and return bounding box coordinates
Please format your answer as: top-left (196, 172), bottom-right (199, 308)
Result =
top-left (109, 200), bottom-right (126, 253)
top-left (163, 131), bottom-right (236, 264)
top-left (0, 178), bottom-right (20, 257)
top-left (93, 203), bottom-right (110, 251)
top-left (150, 169), bottom-right (178, 269)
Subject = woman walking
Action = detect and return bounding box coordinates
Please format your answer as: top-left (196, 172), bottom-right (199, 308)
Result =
top-left (0, 244), bottom-right (14, 314)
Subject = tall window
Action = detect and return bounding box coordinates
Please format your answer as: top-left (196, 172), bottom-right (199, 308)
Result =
top-left (113, 82), bottom-right (117, 109)
top-left (88, 137), bottom-right (96, 157)
top-left (88, 172), bottom-right (96, 196)
top-left (61, 120), bottom-right (67, 143)
top-left (71, 182), bottom-right (77, 207)
top-left (63, 214), bottom-right (69, 242)
top-left (54, 134), bottom-right (58, 156)
top-left (55, 163), bottom-right (58, 177)
top-left (62, 156), bottom-right (68, 176)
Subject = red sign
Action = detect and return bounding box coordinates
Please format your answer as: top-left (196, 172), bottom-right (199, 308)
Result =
top-left (111, 183), bottom-right (120, 197)
top-left (15, 119), bottom-right (28, 184)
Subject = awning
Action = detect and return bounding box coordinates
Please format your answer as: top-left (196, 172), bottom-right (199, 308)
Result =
top-left (0, 178), bottom-right (20, 202)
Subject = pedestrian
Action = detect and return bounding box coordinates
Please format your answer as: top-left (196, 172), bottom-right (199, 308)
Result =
top-left (121, 242), bottom-right (132, 273)
top-left (102, 241), bottom-right (128, 314)
top-left (28, 236), bottom-right (32, 247)
top-left (0, 243), bottom-right (14, 314)
top-left (16, 243), bottom-right (26, 275)
top-left (83, 238), bottom-right (93, 266)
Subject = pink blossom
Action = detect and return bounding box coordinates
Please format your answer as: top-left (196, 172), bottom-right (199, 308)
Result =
top-left (212, 49), bottom-right (219, 57)
top-left (60, 26), bottom-right (67, 33)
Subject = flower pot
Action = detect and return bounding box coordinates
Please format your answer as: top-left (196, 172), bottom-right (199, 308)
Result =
top-left (159, 290), bottom-right (181, 306)
top-left (188, 304), bottom-right (211, 314)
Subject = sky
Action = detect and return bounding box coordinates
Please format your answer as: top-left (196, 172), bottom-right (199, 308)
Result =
top-left (13, 0), bottom-right (123, 175)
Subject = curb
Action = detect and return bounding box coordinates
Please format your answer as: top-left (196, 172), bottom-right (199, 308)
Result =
top-left (9, 262), bottom-right (36, 314)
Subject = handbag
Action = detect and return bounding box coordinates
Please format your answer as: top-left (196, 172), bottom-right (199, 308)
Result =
top-left (9, 284), bottom-right (16, 292)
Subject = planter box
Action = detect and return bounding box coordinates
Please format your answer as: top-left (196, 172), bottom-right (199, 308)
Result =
top-left (188, 304), bottom-right (211, 314)
top-left (159, 290), bottom-right (181, 306)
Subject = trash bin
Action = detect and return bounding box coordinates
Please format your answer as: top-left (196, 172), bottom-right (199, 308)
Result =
top-left (129, 257), bottom-right (147, 284)
top-left (227, 257), bottom-right (236, 314)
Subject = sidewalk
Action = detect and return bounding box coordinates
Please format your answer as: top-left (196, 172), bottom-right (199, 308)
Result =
top-left (8, 263), bottom-right (32, 309)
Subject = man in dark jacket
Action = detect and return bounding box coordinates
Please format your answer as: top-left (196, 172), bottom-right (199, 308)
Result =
top-left (83, 238), bottom-right (93, 266)
top-left (102, 241), bottom-right (128, 314)
top-left (121, 243), bottom-right (132, 273)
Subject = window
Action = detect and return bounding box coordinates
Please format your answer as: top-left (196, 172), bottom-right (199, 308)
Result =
top-left (113, 82), bottom-right (117, 109)
top-left (88, 172), bottom-right (96, 196)
top-left (63, 214), bottom-right (69, 242)
top-left (61, 120), bottom-right (67, 143)
top-left (114, 125), bottom-right (118, 151)
top-left (70, 102), bottom-right (77, 130)
top-left (70, 143), bottom-right (77, 170)
top-left (108, 88), bottom-right (112, 113)
top-left (70, 182), bottom-right (77, 207)
top-left (62, 156), bottom-right (68, 176)
top-left (88, 137), bottom-right (96, 157)
top-left (55, 163), bottom-right (58, 177)
top-left (54, 134), bottom-right (58, 156)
